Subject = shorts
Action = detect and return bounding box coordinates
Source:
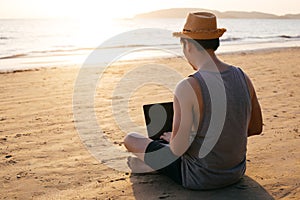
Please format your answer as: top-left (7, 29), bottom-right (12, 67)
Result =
top-left (144, 140), bottom-right (182, 185)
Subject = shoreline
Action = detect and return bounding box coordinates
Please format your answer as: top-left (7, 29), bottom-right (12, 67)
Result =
top-left (0, 48), bottom-right (299, 199)
top-left (1, 46), bottom-right (299, 74)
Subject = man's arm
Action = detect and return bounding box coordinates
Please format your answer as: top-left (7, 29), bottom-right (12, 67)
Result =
top-left (244, 74), bottom-right (263, 137)
top-left (169, 78), bottom-right (198, 156)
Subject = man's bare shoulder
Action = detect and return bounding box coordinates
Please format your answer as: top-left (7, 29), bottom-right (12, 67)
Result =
top-left (174, 77), bottom-right (200, 105)
top-left (175, 77), bottom-right (195, 95)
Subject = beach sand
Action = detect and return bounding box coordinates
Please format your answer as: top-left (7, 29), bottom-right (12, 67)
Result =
top-left (0, 48), bottom-right (299, 199)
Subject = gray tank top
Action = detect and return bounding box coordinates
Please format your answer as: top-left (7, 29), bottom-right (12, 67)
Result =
top-left (181, 66), bottom-right (251, 190)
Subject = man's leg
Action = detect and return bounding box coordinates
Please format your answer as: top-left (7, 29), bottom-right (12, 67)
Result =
top-left (123, 132), bottom-right (152, 161)
top-left (124, 133), bottom-right (182, 183)
top-left (123, 133), bottom-right (154, 173)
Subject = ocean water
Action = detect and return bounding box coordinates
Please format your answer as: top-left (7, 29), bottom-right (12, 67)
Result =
top-left (0, 18), bottom-right (300, 71)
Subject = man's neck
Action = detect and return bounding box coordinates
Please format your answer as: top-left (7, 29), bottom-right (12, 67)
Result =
top-left (191, 49), bottom-right (230, 72)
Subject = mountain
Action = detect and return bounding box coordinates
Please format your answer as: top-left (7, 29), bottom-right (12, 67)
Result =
top-left (135, 8), bottom-right (218, 18)
top-left (282, 13), bottom-right (300, 19)
top-left (135, 8), bottom-right (300, 19)
top-left (220, 11), bottom-right (278, 19)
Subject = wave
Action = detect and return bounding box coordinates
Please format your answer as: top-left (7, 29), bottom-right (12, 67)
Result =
top-left (279, 35), bottom-right (300, 39)
top-left (1, 34), bottom-right (299, 60)
top-left (0, 53), bottom-right (27, 60)
top-left (28, 44), bottom-right (176, 53)
top-left (31, 48), bottom-right (94, 54)
top-left (28, 45), bottom-right (166, 54)
top-left (221, 37), bottom-right (243, 42)
top-left (0, 44), bottom-right (179, 60)
top-left (0, 36), bottom-right (11, 40)
top-left (0, 47), bottom-right (96, 60)
top-left (249, 35), bottom-right (300, 40)
top-left (222, 34), bottom-right (300, 42)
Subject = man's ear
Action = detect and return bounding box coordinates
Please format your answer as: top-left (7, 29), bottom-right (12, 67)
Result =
top-left (185, 40), bottom-right (194, 52)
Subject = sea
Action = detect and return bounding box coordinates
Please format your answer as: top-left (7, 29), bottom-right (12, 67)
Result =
top-left (0, 18), bottom-right (300, 71)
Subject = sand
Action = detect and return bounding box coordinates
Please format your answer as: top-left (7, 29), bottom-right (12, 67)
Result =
top-left (0, 48), bottom-right (299, 199)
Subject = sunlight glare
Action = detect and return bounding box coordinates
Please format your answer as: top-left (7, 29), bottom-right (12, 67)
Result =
top-left (67, 1), bottom-right (130, 47)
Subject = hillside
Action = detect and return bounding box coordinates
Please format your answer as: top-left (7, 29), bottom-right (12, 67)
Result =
top-left (135, 8), bottom-right (300, 19)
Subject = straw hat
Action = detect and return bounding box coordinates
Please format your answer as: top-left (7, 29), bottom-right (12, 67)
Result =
top-left (173, 12), bottom-right (226, 40)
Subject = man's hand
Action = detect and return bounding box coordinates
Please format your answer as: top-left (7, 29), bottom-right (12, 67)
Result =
top-left (160, 132), bottom-right (172, 143)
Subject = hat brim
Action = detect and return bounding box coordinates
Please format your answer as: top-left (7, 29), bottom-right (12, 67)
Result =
top-left (173, 28), bottom-right (226, 40)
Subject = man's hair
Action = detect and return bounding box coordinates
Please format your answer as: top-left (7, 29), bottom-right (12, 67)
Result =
top-left (181, 38), bottom-right (220, 51)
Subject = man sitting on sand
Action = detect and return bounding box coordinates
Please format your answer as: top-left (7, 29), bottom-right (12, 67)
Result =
top-left (124, 12), bottom-right (263, 190)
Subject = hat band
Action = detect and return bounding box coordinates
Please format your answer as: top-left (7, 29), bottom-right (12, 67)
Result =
top-left (182, 28), bottom-right (225, 33)
top-left (173, 28), bottom-right (226, 39)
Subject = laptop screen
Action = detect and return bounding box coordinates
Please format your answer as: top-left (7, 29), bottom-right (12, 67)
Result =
top-left (143, 102), bottom-right (173, 140)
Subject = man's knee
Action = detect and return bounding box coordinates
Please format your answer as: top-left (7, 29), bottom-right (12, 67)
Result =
top-left (123, 133), bottom-right (151, 153)
top-left (123, 133), bottom-right (131, 148)
top-left (123, 133), bottom-right (139, 149)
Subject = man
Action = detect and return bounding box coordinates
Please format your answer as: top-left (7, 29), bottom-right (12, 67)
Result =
top-left (124, 12), bottom-right (263, 190)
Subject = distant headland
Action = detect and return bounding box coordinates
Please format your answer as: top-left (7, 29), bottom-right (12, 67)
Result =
top-left (134, 8), bottom-right (300, 19)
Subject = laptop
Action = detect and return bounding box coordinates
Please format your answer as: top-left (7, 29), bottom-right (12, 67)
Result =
top-left (143, 102), bottom-right (173, 141)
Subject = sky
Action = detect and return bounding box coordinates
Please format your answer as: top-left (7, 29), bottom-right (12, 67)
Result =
top-left (0, 0), bottom-right (299, 19)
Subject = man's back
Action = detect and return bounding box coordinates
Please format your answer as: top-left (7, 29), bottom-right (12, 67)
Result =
top-left (181, 66), bottom-right (251, 190)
